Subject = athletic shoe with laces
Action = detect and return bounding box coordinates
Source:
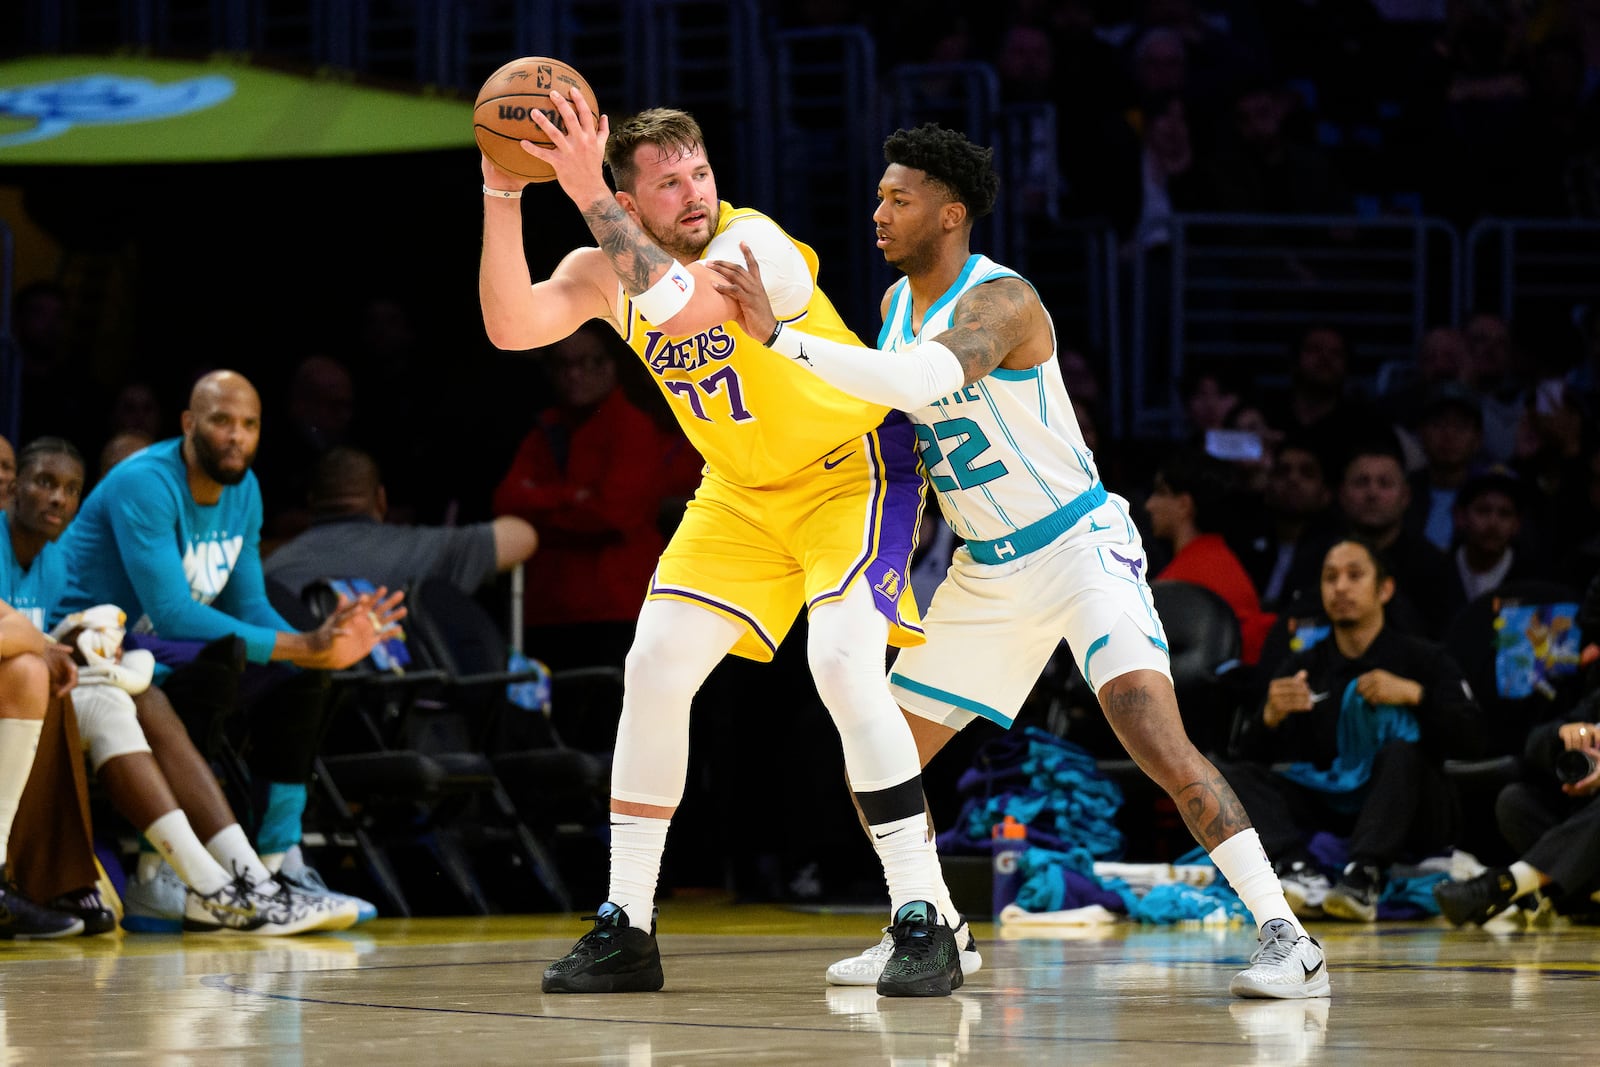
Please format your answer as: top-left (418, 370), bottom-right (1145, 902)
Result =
top-left (255, 876), bottom-right (359, 933)
top-left (48, 886), bottom-right (117, 935)
top-left (270, 870), bottom-right (363, 931)
top-left (0, 866), bottom-right (84, 940)
top-left (183, 876), bottom-right (329, 935)
top-left (1230, 918), bottom-right (1331, 999)
top-left (542, 902), bottom-right (663, 993)
top-left (1278, 861), bottom-right (1331, 915)
top-left (1322, 862), bottom-right (1381, 922)
top-left (278, 846), bottom-right (377, 924)
top-left (1433, 867), bottom-right (1519, 927)
top-left (121, 861), bottom-right (188, 933)
top-left (876, 900), bottom-right (962, 998)
top-left (826, 920), bottom-right (983, 986)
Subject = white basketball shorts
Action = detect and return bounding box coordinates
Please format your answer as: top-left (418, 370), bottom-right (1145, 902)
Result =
top-left (889, 491), bottom-right (1172, 731)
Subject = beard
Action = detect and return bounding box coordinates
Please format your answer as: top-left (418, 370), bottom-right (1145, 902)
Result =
top-left (641, 203), bottom-right (718, 262)
top-left (191, 432), bottom-right (255, 486)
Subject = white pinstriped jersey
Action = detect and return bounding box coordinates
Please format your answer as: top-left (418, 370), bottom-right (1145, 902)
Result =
top-left (879, 254), bottom-right (1101, 547)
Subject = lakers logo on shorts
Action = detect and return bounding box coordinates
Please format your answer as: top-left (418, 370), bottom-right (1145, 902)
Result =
top-left (874, 569), bottom-right (901, 600)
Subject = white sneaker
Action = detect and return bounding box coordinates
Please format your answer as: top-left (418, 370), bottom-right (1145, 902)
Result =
top-left (183, 878), bottom-right (328, 936)
top-left (825, 919), bottom-right (983, 986)
top-left (1279, 862), bottom-right (1332, 915)
top-left (122, 861), bottom-right (188, 933)
top-left (262, 876), bottom-right (360, 932)
top-left (278, 846), bottom-right (377, 924)
top-left (1230, 918), bottom-right (1331, 999)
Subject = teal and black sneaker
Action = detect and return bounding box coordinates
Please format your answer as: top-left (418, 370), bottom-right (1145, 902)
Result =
top-left (541, 902), bottom-right (663, 993)
top-left (876, 900), bottom-right (962, 997)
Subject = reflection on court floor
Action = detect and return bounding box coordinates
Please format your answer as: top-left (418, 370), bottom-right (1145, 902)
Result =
top-left (1, 895), bottom-right (1595, 1064)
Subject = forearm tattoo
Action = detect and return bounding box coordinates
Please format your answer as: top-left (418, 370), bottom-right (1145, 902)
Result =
top-left (580, 198), bottom-right (675, 295)
top-left (1175, 769), bottom-right (1253, 851)
top-left (942, 278), bottom-right (1034, 383)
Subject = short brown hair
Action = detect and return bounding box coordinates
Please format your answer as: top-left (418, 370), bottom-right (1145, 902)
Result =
top-left (605, 108), bottom-right (706, 193)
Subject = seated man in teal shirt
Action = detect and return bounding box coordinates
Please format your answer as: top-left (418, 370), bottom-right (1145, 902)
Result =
top-left (5, 435), bottom-right (363, 934)
top-left (53, 371), bottom-right (404, 918)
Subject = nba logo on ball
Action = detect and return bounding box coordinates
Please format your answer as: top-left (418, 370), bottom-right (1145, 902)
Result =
top-left (474, 56), bottom-right (599, 183)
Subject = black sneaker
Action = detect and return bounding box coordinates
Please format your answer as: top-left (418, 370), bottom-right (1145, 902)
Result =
top-left (875, 900), bottom-right (963, 997)
top-left (0, 867), bottom-right (85, 940)
top-left (541, 902), bottom-right (663, 994)
top-left (48, 886), bottom-right (117, 935)
top-left (1322, 862), bottom-right (1381, 922)
top-left (1434, 868), bottom-right (1519, 927)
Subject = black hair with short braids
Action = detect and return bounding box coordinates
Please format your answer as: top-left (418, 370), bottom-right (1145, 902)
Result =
top-left (17, 435), bottom-right (83, 476)
top-left (883, 123), bottom-right (999, 220)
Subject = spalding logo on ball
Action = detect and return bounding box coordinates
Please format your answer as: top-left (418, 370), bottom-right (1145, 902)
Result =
top-left (473, 56), bottom-right (598, 183)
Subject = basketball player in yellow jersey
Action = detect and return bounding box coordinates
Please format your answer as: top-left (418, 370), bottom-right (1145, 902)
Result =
top-left (480, 93), bottom-right (966, 997)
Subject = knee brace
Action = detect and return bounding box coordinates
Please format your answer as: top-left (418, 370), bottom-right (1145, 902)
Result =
top-left (72, 684), bottom-right (152, 771)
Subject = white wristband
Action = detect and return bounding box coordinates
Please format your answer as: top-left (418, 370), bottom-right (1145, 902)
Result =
top-left (483, 185), bottom-right (523, 199)
top-left (630, 262), bottom-right (696, 324)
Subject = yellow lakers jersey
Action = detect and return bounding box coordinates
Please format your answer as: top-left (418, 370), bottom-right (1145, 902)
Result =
top-left (617, 203), bottom-right (889, 487)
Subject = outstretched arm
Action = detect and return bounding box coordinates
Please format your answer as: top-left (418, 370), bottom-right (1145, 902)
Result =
top-left (707, 243), bottom-right (1039, 410)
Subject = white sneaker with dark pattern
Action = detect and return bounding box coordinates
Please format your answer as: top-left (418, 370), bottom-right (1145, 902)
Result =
top-left (1230, 919), bottom-right (1331, 999)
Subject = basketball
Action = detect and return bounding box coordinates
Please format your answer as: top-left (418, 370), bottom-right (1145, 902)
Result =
top-left (473, 56), bottom-right (599, 183)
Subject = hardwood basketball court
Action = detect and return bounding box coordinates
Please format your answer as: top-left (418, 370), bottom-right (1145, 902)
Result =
top-left (2, 892), bottom-right (1594, 1063)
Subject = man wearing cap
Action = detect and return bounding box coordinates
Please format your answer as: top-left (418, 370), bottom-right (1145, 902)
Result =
top-left (1449, 465), bottom-right (1552, 603)
top-left (1406, 382), bottom-right (1486, 552)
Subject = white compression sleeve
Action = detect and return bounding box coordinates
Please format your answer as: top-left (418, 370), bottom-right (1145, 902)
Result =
top-left (767, 326), bottom-right (965, 410)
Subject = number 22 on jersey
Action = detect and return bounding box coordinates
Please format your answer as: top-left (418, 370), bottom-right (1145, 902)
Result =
top-left (915, 417), bottom-right (1006, 490)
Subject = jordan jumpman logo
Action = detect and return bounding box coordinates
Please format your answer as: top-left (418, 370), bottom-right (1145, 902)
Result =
top-left (1110, 550), bottom-right (1144, 580)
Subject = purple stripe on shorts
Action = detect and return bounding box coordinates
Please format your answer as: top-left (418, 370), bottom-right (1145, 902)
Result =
top-left (648, 582), bottom-right (778, 656)
top-left (815, 411), bottom-right (926, 624)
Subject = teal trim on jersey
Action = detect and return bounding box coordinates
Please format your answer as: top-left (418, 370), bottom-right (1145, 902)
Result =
top-left (901, 254), bottom-right (984, 345)
top-left (965, 482), bottom-right (1108, 564)
top-left (878, 280), bottom-right (910, 347)
top-left (889, 672), bottom-right (1012, 726)
top-left (1081, 634), bottom-right (1110, 690)
top-left (1083, 631), bottom-right (1170, 690)
top-left (988, 365), bottom-right (1040, 381)
top-left (977, 378), bottom-right (1066, 510)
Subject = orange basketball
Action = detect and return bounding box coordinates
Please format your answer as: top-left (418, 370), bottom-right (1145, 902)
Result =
top-left (473, 56), bottom-right (599, 183)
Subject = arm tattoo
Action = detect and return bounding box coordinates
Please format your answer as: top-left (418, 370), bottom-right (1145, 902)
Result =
top-left (1174, 768), bottom-right (1253, 851)
top-left (939, 277), bottom-right (1035, 384)
top-left (580, 198), bottom-right (676, 295)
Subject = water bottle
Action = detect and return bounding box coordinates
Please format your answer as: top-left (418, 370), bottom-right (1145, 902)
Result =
top-left (991, 815), bottom-right (1028, 917)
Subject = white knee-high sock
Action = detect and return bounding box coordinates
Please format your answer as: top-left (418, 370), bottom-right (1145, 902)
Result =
top-left (0, 717), bottom-right (43, 868)
top-left (865, 811), bottom-right (945, 918)
top-left (1211, 828), bottom-right (1306, 937)
top-left (608, 816), bottom-right (670, 926)
top-left (144, 809), bottom-right (231, 895)
top-left (205, 824), bottom-right (274, 887)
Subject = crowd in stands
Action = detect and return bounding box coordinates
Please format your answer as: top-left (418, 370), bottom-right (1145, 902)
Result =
top-left (2, 1), bottom-right (1599, 929)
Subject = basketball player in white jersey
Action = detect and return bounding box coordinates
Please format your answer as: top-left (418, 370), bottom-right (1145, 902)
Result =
top-left (708, 123), bottom-right (1329, 999)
